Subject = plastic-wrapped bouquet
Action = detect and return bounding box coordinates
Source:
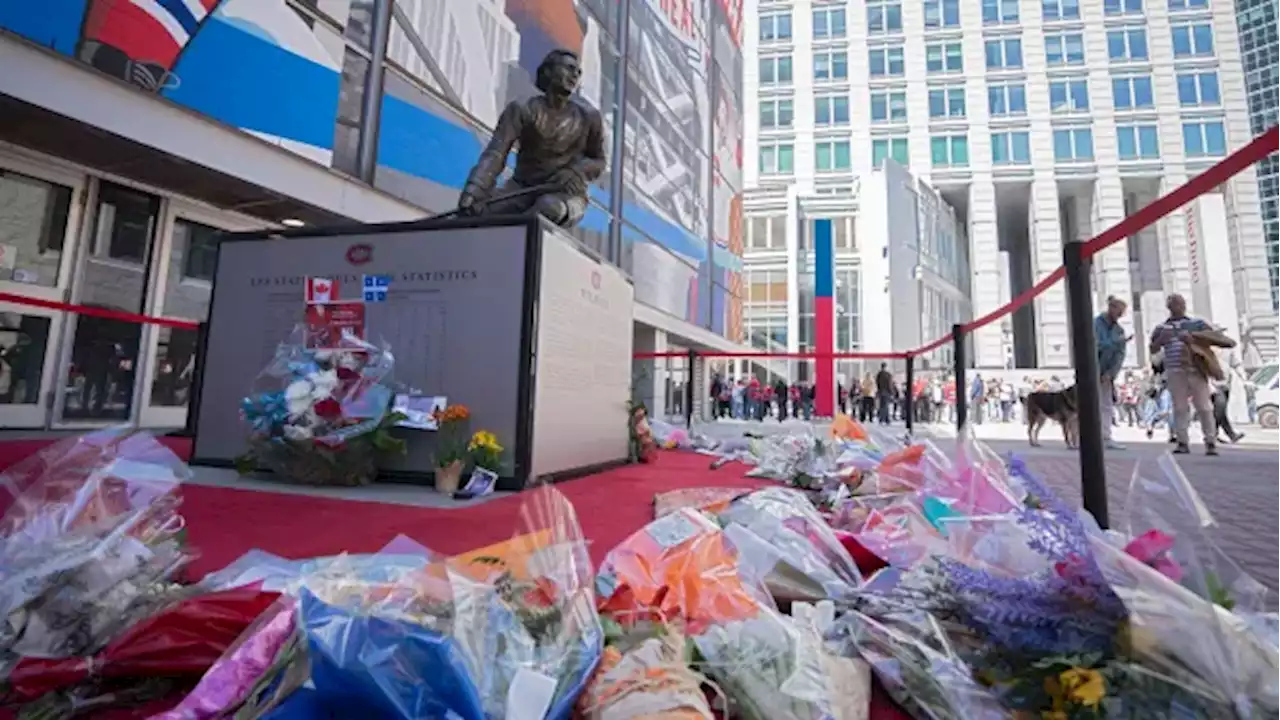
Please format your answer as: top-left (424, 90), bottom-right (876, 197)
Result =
top-left (0, 429), bottom-right (190, 672)
top-left (259, 487), bottom-right (603, 720)
top-left (236, 325), bottom-right (405, 486)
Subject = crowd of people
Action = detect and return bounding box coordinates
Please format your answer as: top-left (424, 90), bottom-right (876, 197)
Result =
top-left (707, 293), bottom-right (1262, 454)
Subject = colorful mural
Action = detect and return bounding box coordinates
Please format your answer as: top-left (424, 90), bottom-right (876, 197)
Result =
top-left (0, 0), bottom-right (743, 338)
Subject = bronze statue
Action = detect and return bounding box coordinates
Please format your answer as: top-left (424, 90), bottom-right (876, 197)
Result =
top-left (457, 50), bottom-right (606, 228)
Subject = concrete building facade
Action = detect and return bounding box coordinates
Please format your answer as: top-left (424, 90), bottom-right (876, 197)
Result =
top-left (744, 0), bottom-right (1277, 370)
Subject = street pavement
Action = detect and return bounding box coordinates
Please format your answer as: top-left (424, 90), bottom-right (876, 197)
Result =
top-left (693, 416), bottom-right (1279, 605)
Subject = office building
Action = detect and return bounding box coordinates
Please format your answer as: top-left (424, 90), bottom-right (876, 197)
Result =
top-left (745, 0), bottom-right (1277, 370)
top-left (1233, 0), bottom-right (1278, 309)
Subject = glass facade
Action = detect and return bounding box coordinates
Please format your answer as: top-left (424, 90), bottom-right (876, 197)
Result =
top-left (0, 0), bottom-right (746, 341)
top-left (1235, 0), bottom-right (1279, 308)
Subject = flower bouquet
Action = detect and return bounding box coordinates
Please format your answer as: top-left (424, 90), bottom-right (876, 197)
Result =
top-left (432, 404), bottom-right (470, 493)
top-left (235, 325), bottom-right (405, 486)
top-left (0, 429), bottom-right (190, 675)
top-left (256, 487), bottom-right (603, 720)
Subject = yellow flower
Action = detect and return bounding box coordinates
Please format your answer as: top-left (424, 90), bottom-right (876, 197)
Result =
top-left (468, 430), bottom-right (502, 453)
top-left (1041, 712), bottom-right (1068, 720)
top-left (1059, 667), bottom-right (1106, 708)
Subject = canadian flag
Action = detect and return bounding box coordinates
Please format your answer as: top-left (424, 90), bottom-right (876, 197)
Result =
top-left (305, 277), bottom-right (338, 304)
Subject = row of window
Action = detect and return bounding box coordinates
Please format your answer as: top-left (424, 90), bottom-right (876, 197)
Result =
top-left (757, 71), bottom-right (1220, 128)
top-left (761, 0), bottom-right (1210, 40)
top-left (760, 24), bottom-right (1214, 83)
top-left (757, 120), bottom-right (1226, 173)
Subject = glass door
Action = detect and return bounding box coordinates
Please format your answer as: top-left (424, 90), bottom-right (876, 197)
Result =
top-left (0, 157), bottom-right (84, 428)
top-left (138, 203), bottom-right (235, 429)
top-left (54, 180), bottom-right (161, 426)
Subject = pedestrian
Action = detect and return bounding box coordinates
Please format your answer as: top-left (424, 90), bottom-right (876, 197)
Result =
top-left (860, 373), bottom-right (876, 423)
top-left (1094, 295), bottom-right (1130, 451)
top-left (875, 363), bottom-right (893, 425)
top-left (1149, 293), bottom-right (1217, 455)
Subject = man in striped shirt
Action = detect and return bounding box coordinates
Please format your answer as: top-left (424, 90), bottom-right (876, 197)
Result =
top-left (1148, 294), bottom-right (1216, 455)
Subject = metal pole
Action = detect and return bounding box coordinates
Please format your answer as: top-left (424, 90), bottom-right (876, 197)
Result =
top-left (606, 0), bottom-right (633, 265)
top-left (356, 0), bottom-right (394, 183)
top-left (903, 354), bottom-right (914, 434)
top-left (952, 323), bottom-right (967, 430)
top-left (1064, 240), bottom-right (1109, 528)
top-left (684, 348), bottom-right (696, 428)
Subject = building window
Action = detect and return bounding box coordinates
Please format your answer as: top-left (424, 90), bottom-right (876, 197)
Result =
top-left (988, 83), bottom-right (1027, 115)
top-left (1182, 121), bottom-right (1226, 157)
top-left (1050, 79), bottom-right (1089, 112)
top-left (1168, 0), bottom-right (1208, 10)
top-left (869, 46), bottom-right (906, 76)
top-left (814, 51), bottom-right (849, 81)
top-left (1112, 75), bottom-right (1155, 109)
top-left (991, 131), bottom-right (1031, 164)
top-left (747, 215), bottom-right (789, 249)
top-left (924, 0), bottom-right (961, 27)
top-left (1104, 0), bottom-right (1143, 14)
top-left (1042, 0), bottom-right (1080, 20)
top-left (759, 143), bottom-right (796, 173)
top-left (1053, 128), bottom-right (1095, 161)
top-left (759, 13), bottom-right (793, 41)
top-left (1117, 125), bottom-right (1161, 159)
top-left (1177, 71), bottom-right (1220, 106)
top-left (1107, 28), bottom-right (1149, 61)
top-left (812, 6), bottom-right (848, 39)
top-left (867, 0), bottom-right (904, 33)
top-left (0, 169), bottom-right (73, 288)
top-left (985, 38), bottom-right (1024, 69)
top-left (872, 137), bottom-right (910, 167)
top-left (1046, 33), bottom-right (1085, 65)
top-left (871, 90), bottom-right (908, 122)
top-left (1172, 24), bottom-right (1214, 57)
top-left (815, 95), bottom-right (851, 125)
top-left (759, 98), bottom-right (794, 129)
top-left (926, 42), bottom-right (964, 73)
top-left (835, 267), bottom-right (860, 352)
top-left (758, 56), bottom-right (793, 84)
top-left (931, 135), bottom-right (970, 167)
top-left (929, 87), bottom-right (967, 118)
top-left (982, 0), bottom-right (1020, 24)
top-left (816, 140), bottom-right (854, 171)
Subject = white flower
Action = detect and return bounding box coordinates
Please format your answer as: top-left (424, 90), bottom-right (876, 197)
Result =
top-left (337, 352), bottom-right (363, 371)
top-left (285, 380), bottom-right (314, 416)
top-left (283, 424), bottom-right (313, 441)
top-left (308, 370), bottom-right (339, 400)
top-left (313, 349), bottom-right (335, 363)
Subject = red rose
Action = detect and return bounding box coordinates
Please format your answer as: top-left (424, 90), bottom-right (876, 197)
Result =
top-left (313, 398), bottom-right (342, 420)
top-left (336, 366), bottom-right (359, 381)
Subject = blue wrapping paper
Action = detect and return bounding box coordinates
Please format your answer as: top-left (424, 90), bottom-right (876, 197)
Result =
top-left (298, 590), bottom-right (487, 720)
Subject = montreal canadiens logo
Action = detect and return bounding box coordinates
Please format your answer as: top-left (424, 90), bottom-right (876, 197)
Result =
top-left (591, 271), bottom-right (602, 290)
top-left (346, 244), bottom-right (372, 265)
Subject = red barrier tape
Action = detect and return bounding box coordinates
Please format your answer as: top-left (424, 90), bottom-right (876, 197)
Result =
top-left (0, 292), bottom-right (200, 331)
top-left (631, 127), bottom-right (1276, 364)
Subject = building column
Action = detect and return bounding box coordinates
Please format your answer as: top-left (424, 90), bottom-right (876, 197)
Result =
top-left (1030, 176), bottom-right (1070, 368)
top-left (1089, 171), bottom-right (1135, 366)
top-left (631, 325), bottom-right (667, 419)
top-left (814, 218), bottom-right (836, 416)
top-left (1158, 172), bottom-right (1194, 301)
top-left (968, 177), bottom-right (1003, 368)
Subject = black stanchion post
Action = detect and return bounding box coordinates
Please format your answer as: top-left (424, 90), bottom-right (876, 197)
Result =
top-left (903, 355), bottom-right (915, 434)
top-left (685, 348), bottom-right (696, 429)
top-left (952, 324), bottom-right (967, 430)
top-left (1064, 241), bottom-right (1109, 528)
top-left (183, 321), bottom-right (209, 439)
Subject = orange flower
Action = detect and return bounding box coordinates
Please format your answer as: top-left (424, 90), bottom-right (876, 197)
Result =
top-left (432, 404), bottom-right (470, 423)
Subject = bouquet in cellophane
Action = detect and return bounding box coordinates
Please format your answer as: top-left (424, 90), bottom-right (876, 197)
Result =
top-left (0, 429), bottom-right (190, 676)
top-left (595, 505), bottom-right (868, 720)
top-left (236, 325), bottom-right (404, 486)
top-left (255, 487), bottom-right (603, 720)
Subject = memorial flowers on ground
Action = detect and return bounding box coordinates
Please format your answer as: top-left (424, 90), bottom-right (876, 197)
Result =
top-left (431, 403), bottom-right (470, 492)
top-left (235, 325), bottom-right (405, 486)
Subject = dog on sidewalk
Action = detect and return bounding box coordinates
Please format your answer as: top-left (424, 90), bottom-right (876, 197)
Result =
top-left (1024, 386), bottom-right (1079, 448)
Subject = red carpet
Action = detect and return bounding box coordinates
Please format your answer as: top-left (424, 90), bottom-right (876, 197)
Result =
top-left (0, 438), bottom-right (910, 720)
